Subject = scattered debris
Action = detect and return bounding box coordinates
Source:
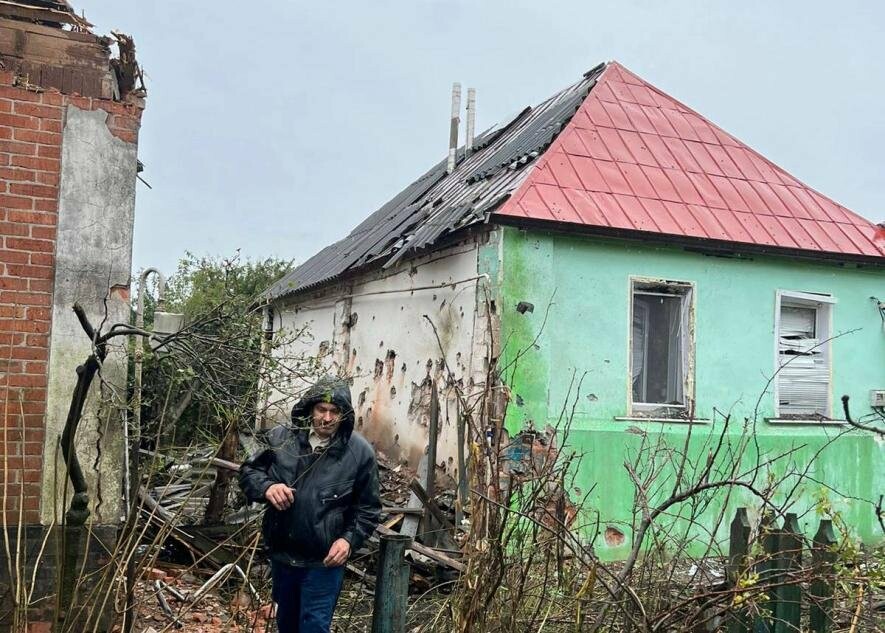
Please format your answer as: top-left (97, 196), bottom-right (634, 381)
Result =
top-left (131, 442), bottom-right (468, 629)
top-left (128, 567), bottom-right (273, 633)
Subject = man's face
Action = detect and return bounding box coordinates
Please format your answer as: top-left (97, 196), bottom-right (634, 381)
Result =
top-left (311, 401), bottom-right (341, 438)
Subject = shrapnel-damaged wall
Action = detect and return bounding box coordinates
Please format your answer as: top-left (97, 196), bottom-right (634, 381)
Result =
top-left (499, 226), bottom-right (885, 558)
top-left (268, 230), bottom-right (500, 476)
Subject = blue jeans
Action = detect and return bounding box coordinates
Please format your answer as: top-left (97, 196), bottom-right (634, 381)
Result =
top-left (272, 563), bottom-right (345, 633)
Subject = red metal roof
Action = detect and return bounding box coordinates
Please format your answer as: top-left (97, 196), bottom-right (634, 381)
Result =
top-left (496, 62), bottom-right (885, 259)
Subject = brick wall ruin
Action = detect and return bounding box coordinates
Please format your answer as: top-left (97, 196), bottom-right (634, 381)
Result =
top-left (0, 4), bottom-right (144, 629)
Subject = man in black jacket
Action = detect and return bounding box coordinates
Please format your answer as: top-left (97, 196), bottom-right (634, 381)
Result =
top-left (239, 378), bottom-right (381, 633)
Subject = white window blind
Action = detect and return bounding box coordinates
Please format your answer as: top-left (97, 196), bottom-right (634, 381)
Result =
top-left (777, 301), bottom-right (830, 416)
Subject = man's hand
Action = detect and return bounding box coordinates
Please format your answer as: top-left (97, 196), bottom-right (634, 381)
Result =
top-left (264, 483), bottom-right (294, 511)
top-left (323, 538), bottom-right (351, 567)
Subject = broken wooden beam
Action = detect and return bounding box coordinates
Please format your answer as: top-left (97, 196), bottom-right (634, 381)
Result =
top-left (137, 488), bottom-right (237, 569)
top-left (400, 454), bottom-right (427, 538)
top-left (139, 448), bottom-right (241, 472)
top-left (382, 514), bottom-right (405, 530)
top-left (376, 525), bottom-right (464, 572)
top-left (423, 384), bottom-right (441, 546)
top-left (409, 479), bottom-right (455, 534)
top-left (382, 506), bottom-right (423, 516)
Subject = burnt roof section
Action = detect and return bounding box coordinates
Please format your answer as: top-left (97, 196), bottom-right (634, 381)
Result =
top-left (0, 0), bottom-right (143, 100)
top-left (0, 0), bottom-right (92, 30)
top-left (265, 63), bottom-right (606, 301)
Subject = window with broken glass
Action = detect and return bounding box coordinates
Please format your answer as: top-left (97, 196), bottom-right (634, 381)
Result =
top-left (775, 292), bottom-right (834, 418)
top-left (630, 280), bottom-right (694, 417)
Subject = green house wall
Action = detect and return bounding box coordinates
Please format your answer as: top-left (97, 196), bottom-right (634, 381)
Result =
top-left (492, 226), bottom-right (884, 558)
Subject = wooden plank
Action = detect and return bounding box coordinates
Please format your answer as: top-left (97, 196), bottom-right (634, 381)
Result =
top-left (423, 383), bottom-right (440, 545)
top-left (376, 525), bottom-right (463, 572)
top-left (382, 506), bottom-right (423, 516)
top-left (426, 383), bottom-right (440, 501)
top-left (455, 401), bottom-right (468, 528)
top-left (0, 19), bottom-right (108, 68)
top-left (727, 507), bottom-right (751, 633)
top-left (371, 534), bottom-right (410, 633)
top-left (409, 478), bottom-right (459, 551)
top-left (382, 514), bottom-right (404, 530)
top-left (774, 514), bottom-right (802, 633)
top-left (195, 456), bottom-right (241, 472)
top-left (0, 16), bottom-right (100, 43)
top-left (399, 453), bottom-right (427, 538)
top-left (0, 2), bottom-right (87, 27)
top-left (809, 520), bottom-right (836, 633)
top-left (345, 563), bottom-right (375, 586)
top-left (409, 479), bottom-right (454, 533)
top-left (753, 513), bottom-right (778, 633)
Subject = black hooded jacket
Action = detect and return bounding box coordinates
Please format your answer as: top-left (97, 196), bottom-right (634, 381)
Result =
top-left (239, 379), bottom-right (381, 567)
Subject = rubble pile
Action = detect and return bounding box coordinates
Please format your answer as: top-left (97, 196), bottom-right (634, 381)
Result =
top-left (125, 566), bottom-right (273, 633)
top-left (132, 446), bottom-right (466, 631)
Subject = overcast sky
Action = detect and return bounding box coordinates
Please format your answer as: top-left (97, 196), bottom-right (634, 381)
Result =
top-left (81, 1), bottom-right (884, 275)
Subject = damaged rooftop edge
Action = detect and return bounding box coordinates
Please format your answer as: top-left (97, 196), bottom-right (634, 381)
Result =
top-left (264, 63), bottom-right (607, 301)
top-left (268, 58), bottom-right (884, 303)
top-left (0, 0), bottom-right (143, 101)
top-left (0, 0), bottom-right (92, 29)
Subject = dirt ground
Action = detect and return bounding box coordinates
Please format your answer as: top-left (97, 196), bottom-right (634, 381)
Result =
top-left (131, 566), bottom-right (448, 633)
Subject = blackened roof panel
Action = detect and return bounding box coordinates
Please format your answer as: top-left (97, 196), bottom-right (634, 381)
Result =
top-left (264, 64), bottom-right (605, 301)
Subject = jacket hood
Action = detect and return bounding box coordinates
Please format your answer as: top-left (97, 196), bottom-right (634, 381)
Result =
top-left (290, 377), bottom-right (355, 443)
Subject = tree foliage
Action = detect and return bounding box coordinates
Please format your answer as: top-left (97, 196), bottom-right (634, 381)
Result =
top-left (137, 251), bottom-right (292, 446)
top-left (162, 251), bottom-right (291, 317)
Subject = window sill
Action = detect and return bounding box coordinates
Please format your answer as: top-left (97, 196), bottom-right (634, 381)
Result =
top-left (614, 416), bottom-right (711, 425)
top-left (766, 418), bottom-right (847, 426)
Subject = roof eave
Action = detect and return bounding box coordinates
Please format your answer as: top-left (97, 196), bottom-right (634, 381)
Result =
top-left (266, 224), bottom-right (497, 306)
top-left (491, 215), bottom-right (885, 267)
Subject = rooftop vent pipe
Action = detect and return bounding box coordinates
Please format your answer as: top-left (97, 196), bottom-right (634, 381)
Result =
top-left (465, 87), bottom-right (476, 157)
top-left (447, 82), bottom-right (461, 174)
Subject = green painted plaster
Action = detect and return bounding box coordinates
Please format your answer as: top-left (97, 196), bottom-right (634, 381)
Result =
top-left (499, 226), bottom-right (885, 557)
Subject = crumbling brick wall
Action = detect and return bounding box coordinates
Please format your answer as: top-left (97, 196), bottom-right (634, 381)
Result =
top-left (0, 7), bottom-right (144, 629)
top-left (0, 69), bottom-right (143, 526)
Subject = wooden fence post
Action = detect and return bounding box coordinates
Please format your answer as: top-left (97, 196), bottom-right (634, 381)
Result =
top-left (753, 512), bottom-right (778, 633)
top-left (773, 513), bottom-right (802, 632)
top-left (809, 519), bottom-right (837, 633)
top-left (728, 507), bottom-right (751, 633)
top-left (372, 533), bottom-right (411, 633)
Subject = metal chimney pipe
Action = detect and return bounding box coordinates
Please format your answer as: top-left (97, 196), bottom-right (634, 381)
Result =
top-left (446, 82), bottom-right (461, 174)
top-left (465, 87), bottom-right (476, 157)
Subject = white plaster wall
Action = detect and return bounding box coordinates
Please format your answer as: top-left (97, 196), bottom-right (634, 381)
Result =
top-left (41, 106), bottom-right (137, 525)
top-left (270, 238), bottom-right (492, 474)
top-left (261, 300), bottom-right (338, 423)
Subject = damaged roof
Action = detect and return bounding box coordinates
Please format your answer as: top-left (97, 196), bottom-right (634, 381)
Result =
top-left (0, 0), bottom-right (91, 30)
top-left (266, 64), bottom-right (606, 300)
top-left (267, 61), bottom-right (884, 301)
top-left (0, 0), bottom-right (142, 100)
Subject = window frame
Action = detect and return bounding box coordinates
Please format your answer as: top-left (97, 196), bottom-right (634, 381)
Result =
top-left (627, 277), bottom-right (696, 418)
top-left (773, 290), bottom-right (837, 420)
